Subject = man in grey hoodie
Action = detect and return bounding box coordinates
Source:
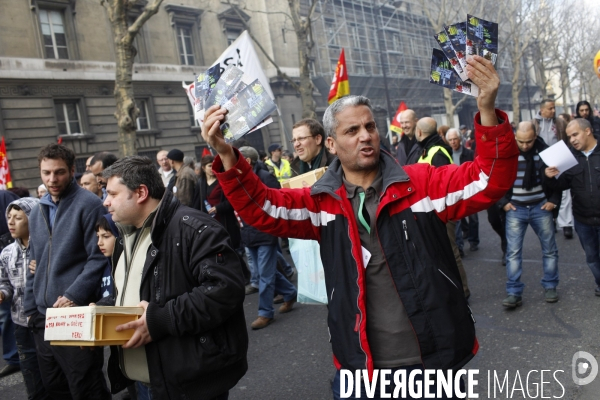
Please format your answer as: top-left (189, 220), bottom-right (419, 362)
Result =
top-left (533, 99), bottom-right (573, 239)
top-left (25, 144), bottom-right (109, 399)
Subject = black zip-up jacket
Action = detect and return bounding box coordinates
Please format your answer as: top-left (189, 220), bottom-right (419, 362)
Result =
top-left (546, 142), bottom-right (600, 225)
top-left (406, 133), bottom-right (454, 167)
top-left (104, 190), bottom-right (248, 399)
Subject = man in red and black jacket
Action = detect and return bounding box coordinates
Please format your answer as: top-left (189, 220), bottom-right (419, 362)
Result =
top-left (202, 55), bottom-right (518, 398)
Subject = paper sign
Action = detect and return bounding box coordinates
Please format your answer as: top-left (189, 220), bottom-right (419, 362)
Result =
top-left (361, 246), bottom-right (371, 268)
top-left (539, 141), bottom-right (578, 177)
top-left (45, 309), bottom-right (93, 341)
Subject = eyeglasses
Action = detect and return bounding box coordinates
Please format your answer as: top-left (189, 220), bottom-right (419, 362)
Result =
top-left (290, 135), bottom-right (314, 145)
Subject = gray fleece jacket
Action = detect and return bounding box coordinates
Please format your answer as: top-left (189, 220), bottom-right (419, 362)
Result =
top-left (25, 179), bottom-right (106, 316)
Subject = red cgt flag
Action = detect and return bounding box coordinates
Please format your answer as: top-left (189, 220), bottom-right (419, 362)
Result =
top-left (202, 147), bottom-right (212, 157)
top-left (0, 137), bottom-right (13, 190)
top-left (328, 49), bottom-right (350, 104)
top-left (390, 101), bottom-right (408, 136)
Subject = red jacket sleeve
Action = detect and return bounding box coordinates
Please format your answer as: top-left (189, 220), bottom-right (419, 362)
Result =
top-left (213, 149), bottom-right (322, 241)
top-left (403, 109), bottom-right (519, 222)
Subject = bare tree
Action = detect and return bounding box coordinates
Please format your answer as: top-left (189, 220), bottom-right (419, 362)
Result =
top-left (228, 0), bottom-right (319, 119)
top-left (102, 0), bottom-right (163, 157)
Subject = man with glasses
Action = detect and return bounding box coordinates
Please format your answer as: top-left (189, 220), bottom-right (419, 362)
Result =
top-left (289, 119), bottom-right (336, 176)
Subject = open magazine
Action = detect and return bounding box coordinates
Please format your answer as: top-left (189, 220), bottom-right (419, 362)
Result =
top-left (429, 48), bottom-right (479, 97)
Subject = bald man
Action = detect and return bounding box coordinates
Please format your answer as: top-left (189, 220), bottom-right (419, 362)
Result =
top-left (406, 117), bottom-right (470, 298)
top-left (498, 121), bottom-right (560, 307)
top-left (396, 109), bottom-right (420, 165)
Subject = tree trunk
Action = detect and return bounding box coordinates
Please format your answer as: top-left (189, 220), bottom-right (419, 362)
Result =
top-left (443, 88), bottom-right (455, 127)
top-left (296, 29), bottom-right (316, 119)
top-left (107, 3), bottom-right (138, 157)
top-left (511, 54), bottom-right (521, 123)
top-left (559, 63), bottom-right (570, 114)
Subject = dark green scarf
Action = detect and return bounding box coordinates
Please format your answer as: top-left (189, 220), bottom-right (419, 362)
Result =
top-left (299, 145), bottom-right (325, 174)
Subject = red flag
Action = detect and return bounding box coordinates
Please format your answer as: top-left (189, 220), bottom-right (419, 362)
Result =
top-left (390, 101), bottom-right (408, 136)
top-left (328, 49), bottom-right (350, 104)
top-left (57, 137), bottom-right (63, 144)
top-left (202, 147), bottom-right (212, 157)
top-left (0, 137), bottom-right (13, 190)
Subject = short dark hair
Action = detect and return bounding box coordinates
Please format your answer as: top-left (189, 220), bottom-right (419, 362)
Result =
top-left (38, 144), bottom-right (75, 171)
top-left (94, 216), bottom-right (113, 233)
top-left (540, 98), bottom-right (555, 108)
top-left (7, 204), bottom-right (22, 214)
top-left (91, 152), bottom-right (118, 169)
top-left (293, 119), bottom-right (326, 141)
top-left (102, 156), bottom-right (165, 200)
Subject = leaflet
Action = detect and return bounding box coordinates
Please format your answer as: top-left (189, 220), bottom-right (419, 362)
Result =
top-left (444, 22), bottom-right (468, 76)
top-left (205, 65), bottom-right (245, 110)
top-left (466, 15), bottom-right (498, 65)
top-left (434, 30), bottom-right (468, 81)
top-left (193, 64), bottom-right (221, 123)
top-left (429, 48), bottom-right (479, 97)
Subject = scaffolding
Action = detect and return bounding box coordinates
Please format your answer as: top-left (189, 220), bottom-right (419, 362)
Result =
top-left (305, 0), bottom-right (515, 119)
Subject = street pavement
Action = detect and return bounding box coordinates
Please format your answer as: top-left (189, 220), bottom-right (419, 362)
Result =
top-left (2, 212), bottom-right (599, 399)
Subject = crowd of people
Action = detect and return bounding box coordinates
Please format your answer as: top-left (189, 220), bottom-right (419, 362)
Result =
top-left (0, 53), bottom-right (598, 400)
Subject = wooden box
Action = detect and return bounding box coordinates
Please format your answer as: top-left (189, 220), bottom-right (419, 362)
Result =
top-left (281, 167), bottom-right (327, 189)
top-left (45, 306), bottom-right (144, 346)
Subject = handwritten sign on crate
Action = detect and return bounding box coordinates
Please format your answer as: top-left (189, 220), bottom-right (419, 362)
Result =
top-left (45, 309), bottom-right (94, 341)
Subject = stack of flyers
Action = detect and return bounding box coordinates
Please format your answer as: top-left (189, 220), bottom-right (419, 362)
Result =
top-left (221, 79), bottom-right (277, 143)
top-left (205, 65), bottom-right (245, 109)
top-left (444, 22), bottom-right (468, 76)
top-left (466, 15), bottom-right (498, 65)
top-left (429, 49), bottom-right (479, 97)
top-left (194, 64), bottom-right (221, 122)
top-left (434, 30), bottom-right (468, 81)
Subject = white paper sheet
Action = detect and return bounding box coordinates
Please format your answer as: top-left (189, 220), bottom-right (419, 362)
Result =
top-left (538, 141), bottom-right (578, 178)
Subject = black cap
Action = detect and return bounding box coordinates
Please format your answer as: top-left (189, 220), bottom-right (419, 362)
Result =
top-left (166, 149), bottom-right (184, 162)
top-left (268, 143), bottom-right (282, 153)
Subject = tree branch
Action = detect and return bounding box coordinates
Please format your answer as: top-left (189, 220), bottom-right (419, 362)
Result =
top-left (127, 0), bottom-right (163, 42)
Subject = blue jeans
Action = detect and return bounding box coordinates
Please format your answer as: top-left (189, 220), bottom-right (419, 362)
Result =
top-left (0, 300), bottom-right (19, 365)
top-left (245, 247), bottom-right (258, 288)
top-left (331, 365), bottom-right (464, 399)
top-left (505, 201), bottom-right (559, 295)
top-left (456, 213), bottom-right (479, 250)
top-left (14, 325), bottom-right (48, 400)
top-left (574, 220), bottom-right (600, 288)
top-left (247, 244), bottom-right (297, 318)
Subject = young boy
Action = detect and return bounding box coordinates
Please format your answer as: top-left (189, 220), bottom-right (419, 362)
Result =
top-left (95, 214), bottom-right (117, 301)
top-left (0, 197), bottom-right (47, 400)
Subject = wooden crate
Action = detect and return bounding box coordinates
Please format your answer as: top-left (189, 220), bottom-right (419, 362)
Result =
top-left (281, 167), bottom-right (327, 189)
top-left (45, 306), bottom-right (144, 346)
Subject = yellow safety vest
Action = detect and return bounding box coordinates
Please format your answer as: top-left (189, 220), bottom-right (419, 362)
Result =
top-left (265, 159), bottom-right (292, 182)
top-left (417, 145), bottom-right (454, 165)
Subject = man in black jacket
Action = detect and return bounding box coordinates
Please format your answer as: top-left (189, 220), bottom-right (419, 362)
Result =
top-left (396, 109), bottom-right (420, 166)
top-left (102, 156), bottom-right (248, 400)
top-left (407, 118), bottom-right (470, 298)
top-left (546, 118), bottom-right (600, 297)
top-left (238, 146), bottom-right (297, 330)
top-left (499, 122), bottom-right (561, 308)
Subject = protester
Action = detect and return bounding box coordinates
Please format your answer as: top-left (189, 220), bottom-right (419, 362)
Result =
top-left (265, 143), bottom-right (292, 182)
top-left (575, 100), bottom-right (600, 137)
top-left (203, 55), bottom-right (518, 397)
top-left (167, 148), bottom-right (197, 206)
top-left (0, 197), bottom-right (47, 399)
top-left (545, 118), bottom-right (600, 296)
top-left (395, 109), bottom-right (419, 165)
top-left (156, 150), bottom-right (175, 187)
top-left (289, 119), bottom-right (335, 176)
top-left (533, 99), bottom-right (572, 239)
top-left (447, 128), bottom-right (480, 254)
top-left (559, 113), bottom-right (572, 123)
top-left (238, 146), bottom-right (297, 330)
top-left (0, 189), bottom-right (20, 378)
top-left (282, 150), bottom-right (293, 163)
top-left (25, 144), bottom-right (109, 399)
top-left (90, 151), bottom-right (118, 198)
top-left (80, 170), bottom-right (103, 198)
top-left (438, 125), bottom-right (450, 144)
top-left (194, 155), bottom-right (242, 254)
top-left (101, 156), bottom-right (248, 399)
top-left (406, 118), bottom-right (470, 298)
top-left (499, 121), bottom-right (560, 307)
top-left (35, 185), bottom-right (47, 199)
top-left (95, 215), bottom-right (117, 300)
